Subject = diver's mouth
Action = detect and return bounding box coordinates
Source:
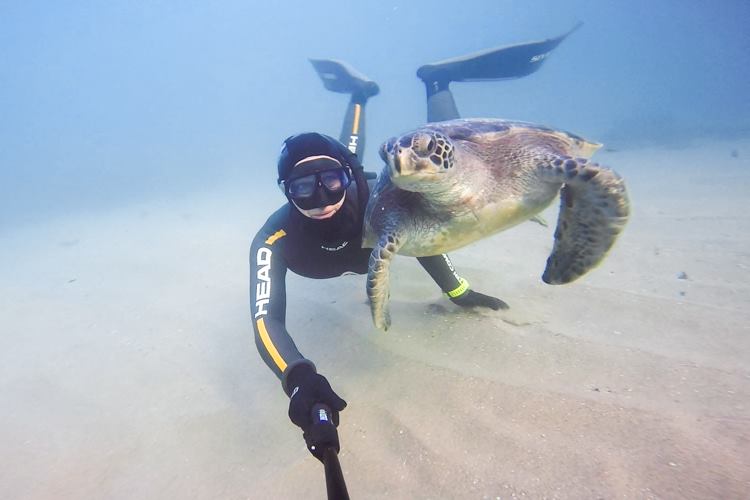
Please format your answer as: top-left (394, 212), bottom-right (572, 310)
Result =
top-left (305, 204), bottom-right (340, 219)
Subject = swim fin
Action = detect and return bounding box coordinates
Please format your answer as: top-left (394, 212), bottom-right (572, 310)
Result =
top-left (309, 59), bottom-right (380, 159)
top-left (417, 22), bottom-right (583, 84)
top-left (418, 23), bottom-right (582, 123)
top-left (309, 59), bottom-right (380, 101)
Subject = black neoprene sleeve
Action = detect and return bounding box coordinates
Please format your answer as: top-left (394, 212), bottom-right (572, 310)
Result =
top-left (249, 230), bottom-right (315, 387)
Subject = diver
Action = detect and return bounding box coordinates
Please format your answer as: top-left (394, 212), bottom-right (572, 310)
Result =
top-left (249, 26), bottom-right (580, 461)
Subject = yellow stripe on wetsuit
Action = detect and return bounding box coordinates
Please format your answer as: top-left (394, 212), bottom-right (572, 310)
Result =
top-left (256, 229), bottom-right (287, 372)
top-left (446, 277), bottom-right (470, 298)
top-left (352, 104), bottom-right (361, 134)
top-left (265, 229), bottom-right (286, 245)
top-left (256, 317), bottom-right (287, 372)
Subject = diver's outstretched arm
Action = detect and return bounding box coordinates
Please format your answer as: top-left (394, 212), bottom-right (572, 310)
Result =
top-left (309, 59), bottom-right (379, 159)
top-left (417, 22), bottom-right (583, 123)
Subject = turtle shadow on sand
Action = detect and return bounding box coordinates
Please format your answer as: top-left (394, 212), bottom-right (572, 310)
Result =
top-left (363, 118), bottom-right (630, 331)
top-left (425, 302), bottom-right (535, 329)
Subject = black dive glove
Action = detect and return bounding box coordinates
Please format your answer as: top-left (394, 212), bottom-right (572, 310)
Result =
top-left (451, 289), bottom-right (509, 310)
top-left (286, 363), bottom-right (347, 460)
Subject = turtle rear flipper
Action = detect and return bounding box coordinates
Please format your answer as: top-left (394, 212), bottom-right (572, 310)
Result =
top-left (366, 231), bottom-right (405, 331)
top-left (309, 59), bottom-right (380, 99)
top-left (540, 157), bottom-right (630, 284)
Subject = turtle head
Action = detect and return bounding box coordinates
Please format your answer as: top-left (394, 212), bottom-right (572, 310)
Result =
top-left (379, 130), bottom-right (454, 192)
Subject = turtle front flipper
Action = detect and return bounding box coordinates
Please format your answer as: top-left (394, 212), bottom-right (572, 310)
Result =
top-left (539, 157), bottom-right (630, 284)
top-left (366, 231), bottom-right (405, 331)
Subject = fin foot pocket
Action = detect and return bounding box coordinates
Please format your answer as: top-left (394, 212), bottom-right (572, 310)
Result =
top-left (309, 59), bottom-right (380, 99)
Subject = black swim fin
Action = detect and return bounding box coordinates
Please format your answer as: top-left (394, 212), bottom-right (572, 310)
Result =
top-left (418, 23), bottom-right (582, 123)
top-left (309, 59), bottom-right (380, 101)
top-left (417, 22), bottom-right (582, 84)
top-left (309, 59), bottom-right (380, 159)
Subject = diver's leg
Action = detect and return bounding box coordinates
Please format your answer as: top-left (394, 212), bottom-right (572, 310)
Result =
top-left (309, 59), bottom-right (379, 159)
top-left (422, 78), bottom-right (461, 123)
top-left (338, 93), bottom-right (368, 158)
top-left (417, 23), bottom-right (582, 124)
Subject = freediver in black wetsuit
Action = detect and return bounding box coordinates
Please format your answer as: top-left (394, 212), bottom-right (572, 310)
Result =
top-left (249, 26), bottom-right (580, 461)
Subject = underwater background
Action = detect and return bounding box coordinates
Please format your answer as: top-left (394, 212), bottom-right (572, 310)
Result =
top-left (1, 1), bottom-right (748, 228)
top-left (1, 2), bottom-right (749, 499)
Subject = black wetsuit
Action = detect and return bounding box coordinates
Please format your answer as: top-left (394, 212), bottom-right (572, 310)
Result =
top-left (249, 179), bottom-right (469, 390)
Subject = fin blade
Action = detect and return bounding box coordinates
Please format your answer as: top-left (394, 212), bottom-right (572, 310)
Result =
top-left (309, 58), bottom-right (380, 97)
top-left (417, 22), bottom-right (582, 83)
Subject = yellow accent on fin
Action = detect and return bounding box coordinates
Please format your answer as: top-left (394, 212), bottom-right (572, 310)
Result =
top-left (446, 277), bottom-right (470, 298)
top-left (265, 229), bottom-right (287, 245)
top-left (257, 318), bottom-right (287, 372)
top-left (352, 104), bottom-right (361, 134)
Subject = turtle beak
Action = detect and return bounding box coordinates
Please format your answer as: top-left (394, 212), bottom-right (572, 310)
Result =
top-left (390, 144), bottom-right (422, 179)
top-left (392, 151), bottom-right (402, 174)
top-left (388, 142), bottom-right (406, 178)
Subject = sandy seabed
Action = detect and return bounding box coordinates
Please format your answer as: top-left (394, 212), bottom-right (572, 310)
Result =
top-left (1, 138), bottom-right (749, 499)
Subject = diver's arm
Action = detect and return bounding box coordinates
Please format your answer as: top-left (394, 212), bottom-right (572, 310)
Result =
top-left (417, 254), bottom-right (508, 310)
top-left (250, 228), bottom-right (348, 459)
top-left (249, 231), bottom-right (314, 393)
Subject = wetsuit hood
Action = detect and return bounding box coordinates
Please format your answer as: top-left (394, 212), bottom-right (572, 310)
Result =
top-left (279, 132), bottom-right (370, 244)
top-left (278, 133), bottom-right (348, 184)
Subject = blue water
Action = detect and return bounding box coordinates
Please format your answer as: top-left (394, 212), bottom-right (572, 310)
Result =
top-left (1, 1), bottom-right (748, 226)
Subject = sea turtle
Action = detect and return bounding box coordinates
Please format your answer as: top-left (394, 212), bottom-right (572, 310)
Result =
top-left (363, 118), bottom-right (630, 330)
